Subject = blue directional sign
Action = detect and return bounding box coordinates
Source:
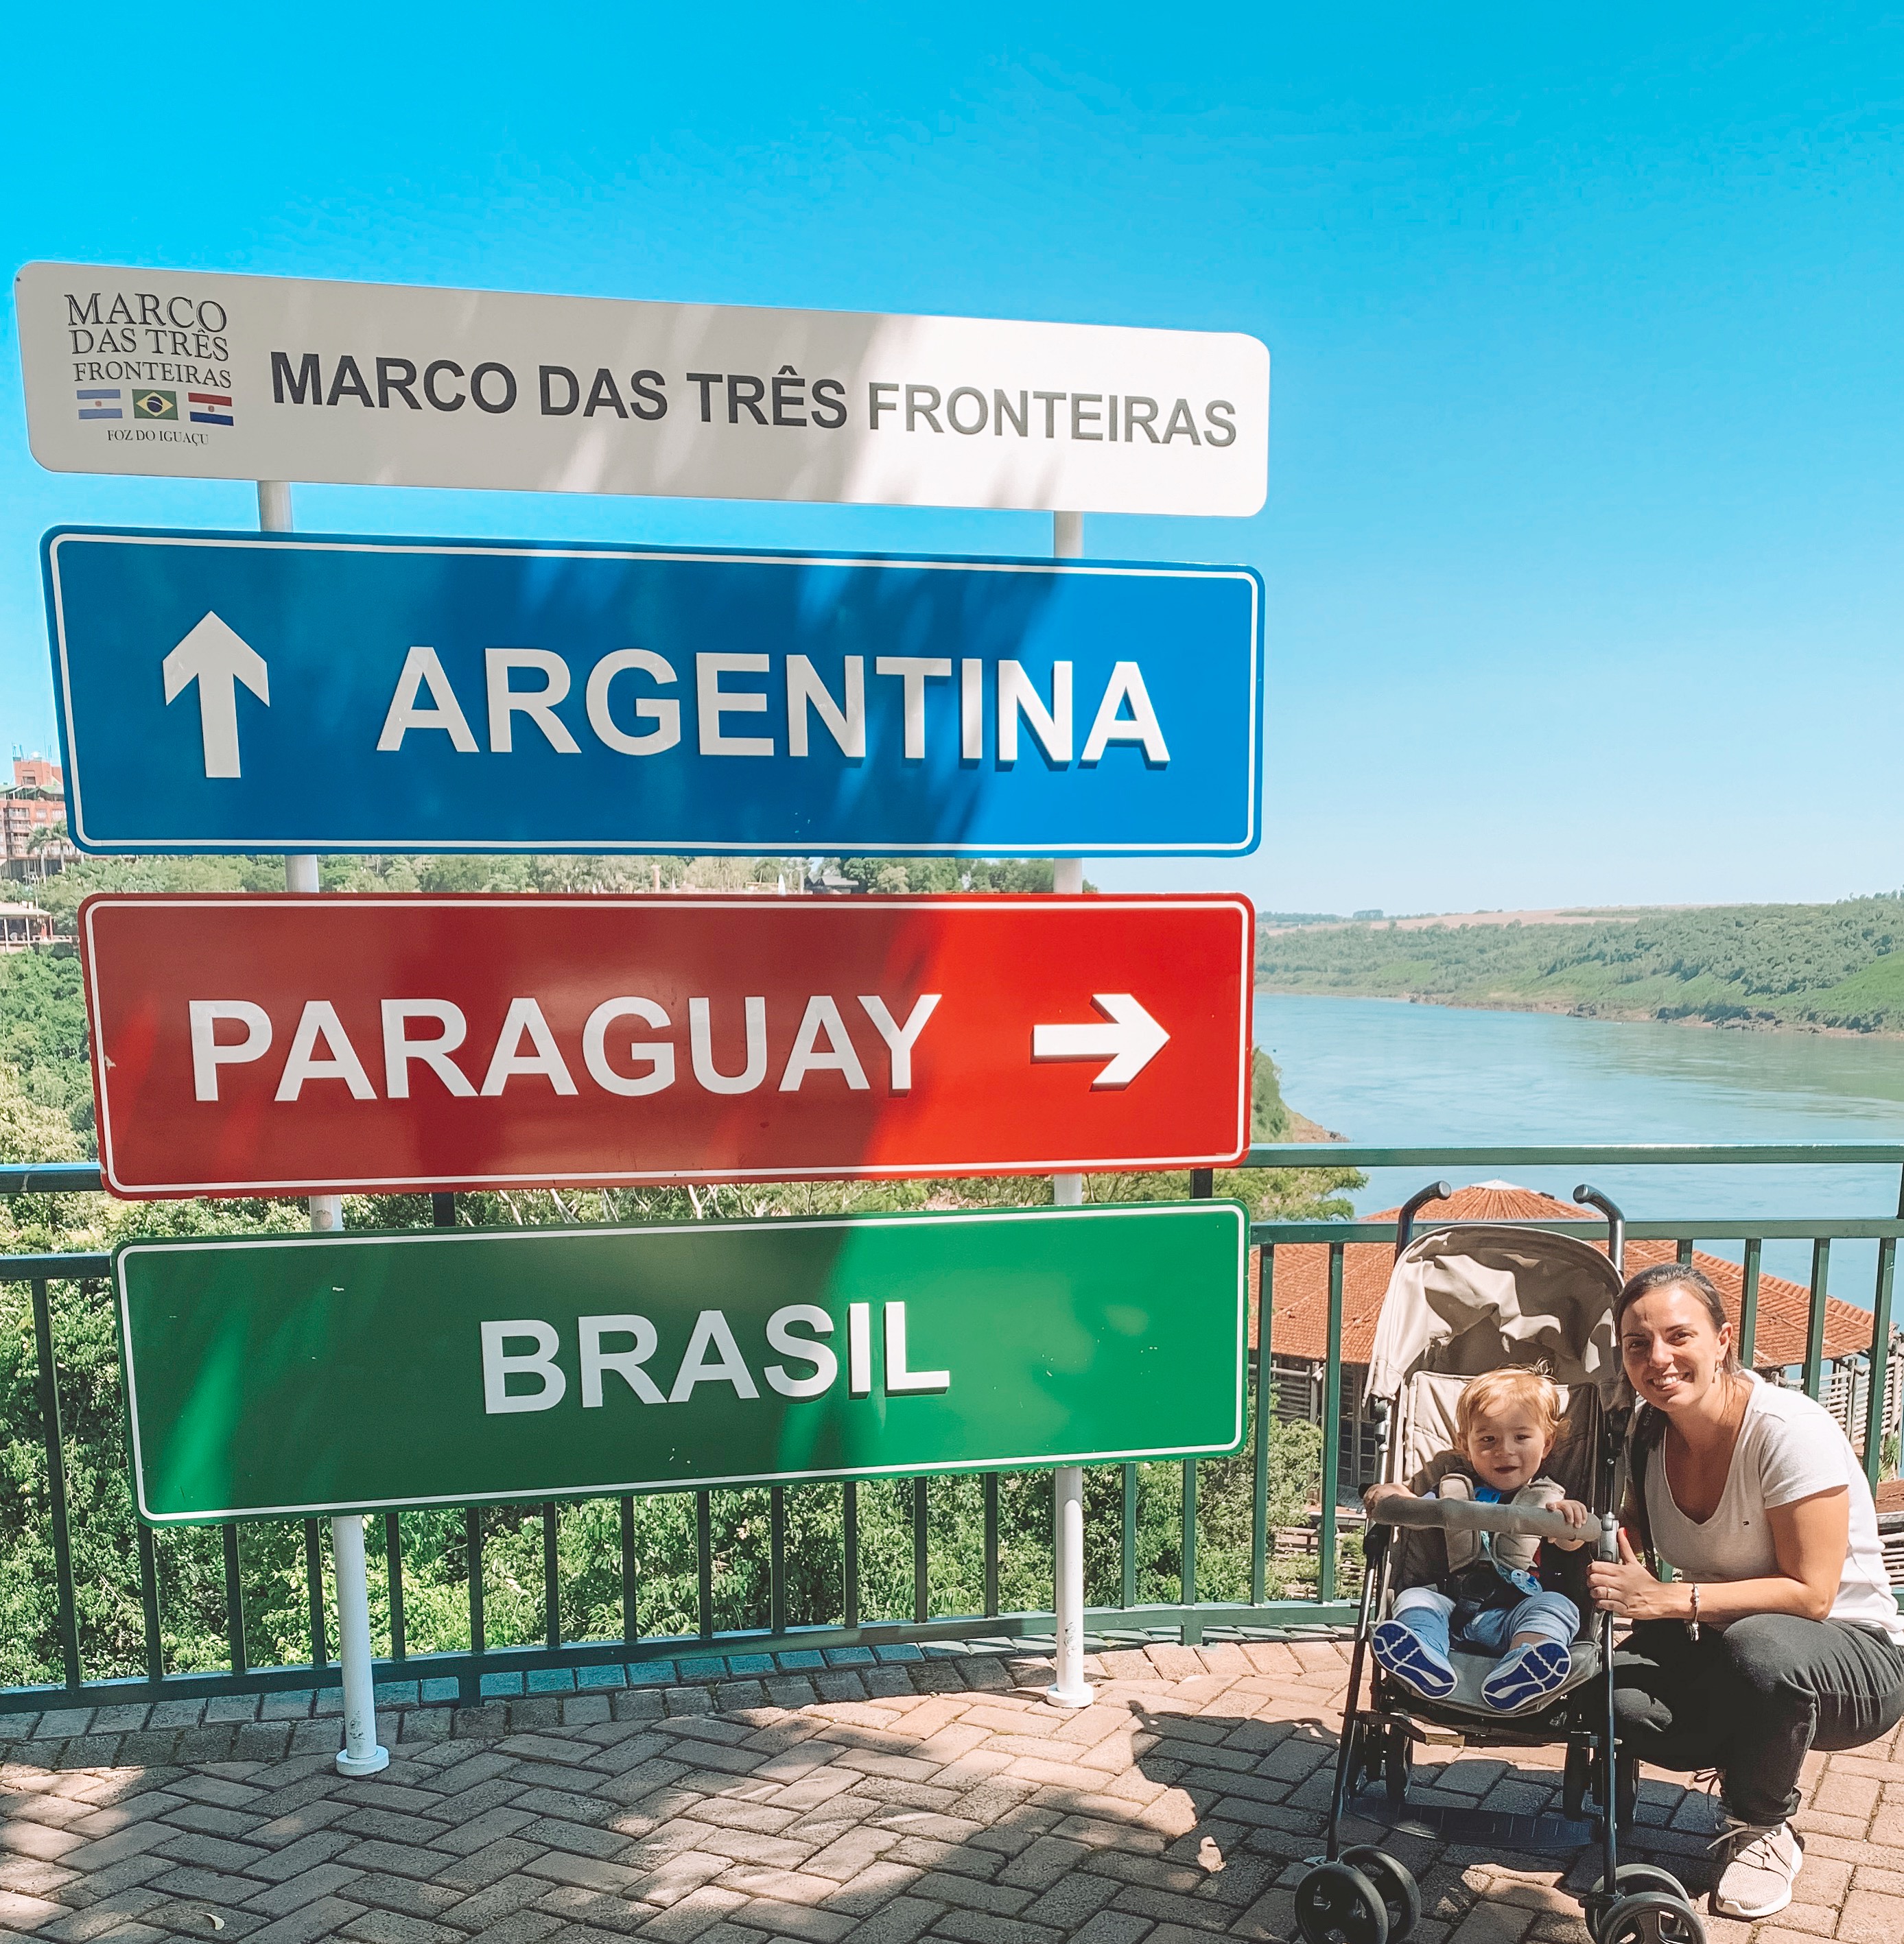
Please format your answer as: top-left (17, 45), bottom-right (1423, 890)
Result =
top-left (43, 530), bottom-right (1262, 857)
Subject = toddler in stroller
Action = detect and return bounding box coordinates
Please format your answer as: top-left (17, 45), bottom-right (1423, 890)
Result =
top-left (1365, 1366), bottom-right (1593, 1711)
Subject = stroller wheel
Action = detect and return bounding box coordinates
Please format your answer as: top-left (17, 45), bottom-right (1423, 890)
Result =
top-left (1295, 1860), bottom-right (1390, 1944)
top-left (1590, 1866), bottom-right (1690, 1910)
top-left (1343, 1847), bottom-right (1420, 1943)
top-left (1594, 1890), bottom-right (1705, 1944)
top-left (1384, 1724), bottom-right (1412, 1807)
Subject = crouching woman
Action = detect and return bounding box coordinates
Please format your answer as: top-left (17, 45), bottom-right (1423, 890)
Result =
top-left (1590, 1263), bottom-right (1904, 1921)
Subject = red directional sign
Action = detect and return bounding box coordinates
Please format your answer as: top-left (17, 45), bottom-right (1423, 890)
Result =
top-left (82, 893), bottom-right (1253, 1198)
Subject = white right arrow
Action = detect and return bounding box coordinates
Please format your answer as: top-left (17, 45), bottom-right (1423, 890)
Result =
top-left (163, 611), bottom-right (270, 779)
top-left (1032, 993), bottom-right (1171, 1089)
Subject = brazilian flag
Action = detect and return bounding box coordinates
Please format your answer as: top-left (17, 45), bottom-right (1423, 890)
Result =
top-left (132, 390), bottom-right (177, 421)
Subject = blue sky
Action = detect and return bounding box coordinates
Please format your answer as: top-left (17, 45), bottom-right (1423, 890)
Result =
top-left (3, 4), bottom-right (1901, 913)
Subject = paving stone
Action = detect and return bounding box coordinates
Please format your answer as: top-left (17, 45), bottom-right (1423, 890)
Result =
top-left (338, 1910), bottom-right (465, 1943)
top-left (86, 1707), bottom-right (151, 1736)
top-left (32, 1710), bottom-right (95, 1740)
top-left (145, 1701), bottom-right (208, 1729)
top-left (244, 1895), bottom-right (371, 1943)
top-left (244, 1861), bottom-right (368, 1916)
top-left (3, 1637), bottom-right (1888, 1944)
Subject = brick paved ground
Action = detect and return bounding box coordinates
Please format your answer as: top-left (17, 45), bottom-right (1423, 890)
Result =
top-left (0, 1639), bottom-right (1872, 1944)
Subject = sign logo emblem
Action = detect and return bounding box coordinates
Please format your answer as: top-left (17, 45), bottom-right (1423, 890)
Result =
top-left (132, 390), bottom-right (178, 421)
top-left (75, 386), bottom-right (122, 421)
top-left (187, 392), bottom-right (233, 427)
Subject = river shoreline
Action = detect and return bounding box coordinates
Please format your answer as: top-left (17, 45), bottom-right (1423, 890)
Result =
top-left (1254, 986), bottom-right (1903, 1040)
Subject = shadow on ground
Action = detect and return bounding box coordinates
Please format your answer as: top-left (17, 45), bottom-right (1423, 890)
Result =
top-left (0, 1639), bottom-right (1854, 1944)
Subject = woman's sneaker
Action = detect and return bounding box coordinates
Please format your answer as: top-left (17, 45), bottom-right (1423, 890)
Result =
top-left (1371, 1620), bottom-right (1456, 1699)
top-left (1710, 1818), bottom-right (1803, 1919)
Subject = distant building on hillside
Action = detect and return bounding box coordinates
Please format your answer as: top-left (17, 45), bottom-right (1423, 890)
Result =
top-left (1, 752), bottom-right (75, 882)
top-left (1263, 1181), bottom-right (1898, 1500)
top-left (13, 754), bottom-right (60, 794)
top-left (0, 903), bottom-right (54, 950)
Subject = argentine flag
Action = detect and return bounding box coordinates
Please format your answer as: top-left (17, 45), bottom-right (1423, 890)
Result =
top-left (75, 387), bottom-right (121, 421)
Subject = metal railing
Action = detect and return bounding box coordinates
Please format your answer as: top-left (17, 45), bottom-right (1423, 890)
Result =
top-left (3, 1143), bottom-right (1899, 1715)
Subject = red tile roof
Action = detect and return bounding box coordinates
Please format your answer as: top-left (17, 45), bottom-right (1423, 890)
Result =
top-left (1259, 1182), bottom-right (1872, 1371)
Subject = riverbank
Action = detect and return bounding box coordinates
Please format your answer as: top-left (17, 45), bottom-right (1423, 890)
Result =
top-left (1255, 894), bottom-right (1904, 1036)
top-left (1255, 984), bottom-right (1904, 1039)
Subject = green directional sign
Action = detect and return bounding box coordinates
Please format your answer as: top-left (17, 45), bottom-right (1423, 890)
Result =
top-left (116, 1202), bottom-right (1247, 1523)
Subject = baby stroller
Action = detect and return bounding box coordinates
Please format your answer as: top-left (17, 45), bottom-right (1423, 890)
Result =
top-left (1294, 1184), bottom-right (1706, 1944)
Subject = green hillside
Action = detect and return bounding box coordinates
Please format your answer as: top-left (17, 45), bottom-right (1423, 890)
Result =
top-left (1256, 894), bottom-right (1904, 1032)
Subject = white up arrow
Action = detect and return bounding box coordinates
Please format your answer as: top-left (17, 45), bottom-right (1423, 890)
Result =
top-left (1031, 993), bottom-right (1171, 1089)
top-left (163, 612), bottom-right (270, 779)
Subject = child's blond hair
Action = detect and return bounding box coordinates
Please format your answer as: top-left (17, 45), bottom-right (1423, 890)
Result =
top-left (1455, 1367), bottom-right (1564, 1447)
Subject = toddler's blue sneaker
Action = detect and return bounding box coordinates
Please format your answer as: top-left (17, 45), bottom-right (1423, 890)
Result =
top-left (1372, 1620), bottom-right (1457, 1700)
top-left (1481, 1639), bottom-right (1571, 1712)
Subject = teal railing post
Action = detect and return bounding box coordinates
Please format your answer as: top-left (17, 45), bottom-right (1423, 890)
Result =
top-left (1319, 1242), bottom-right (1345, 1603)
top-left (1179, 1460), bottom-right (1199, 1645)
top-left (770, 1487), bottom-right (788, 1636)
top-left (1866, 1238), bottom-right (1898, 1492)
top-left (222, 1524), bottom-right (247, 1676)
top-left (305, 1520), bottom-right (327, 1668)
top-left (1739, 1240), bottom-right (1762, 1368)
top-left (1251, 1244), bottom-right (1273, 1606)
top-left (695, 1491), bottom-right (714, 1639)
top-left (29, 1279), bottom-right (80, 1690)
top-left (466, 1509), bottom-right (485, 1655)
top-left (1805, 1239), bottom-right (1831, 1400)
top-left (384, 1513), bottom-right (404, 1663)
top-left (543, 1504), bottom-right (561, 1650)
top-left (137, 1523), bottom-right (163, 1684)
top-left (842, 1481), bottom-right (860, 1630)
top-left (620, 1497), bottom-right (639, 1646)
top-left (912, 1479), bottom-right (929, 1624)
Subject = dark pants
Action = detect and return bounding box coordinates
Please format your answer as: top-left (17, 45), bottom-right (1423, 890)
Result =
top-left (1613, 1615), bottom-right (1904, 1825)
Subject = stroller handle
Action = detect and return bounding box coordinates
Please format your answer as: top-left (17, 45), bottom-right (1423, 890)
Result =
top-left (1369, 1493), bottom-right (1583, 1543)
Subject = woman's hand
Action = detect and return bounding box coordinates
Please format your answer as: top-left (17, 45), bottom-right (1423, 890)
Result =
top-left (1587, 1530), bottom-right (1687, 1621)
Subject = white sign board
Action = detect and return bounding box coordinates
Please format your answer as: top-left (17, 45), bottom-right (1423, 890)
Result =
top-left (16, 263), bottom-right (1269, 517)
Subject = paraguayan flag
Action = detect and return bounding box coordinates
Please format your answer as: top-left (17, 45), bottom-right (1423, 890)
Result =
top-left (75, 387), bottom-right (122, 421)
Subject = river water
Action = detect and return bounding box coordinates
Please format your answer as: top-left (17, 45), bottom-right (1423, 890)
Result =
top-left (1253, 994), bottom-right (1904, 1305)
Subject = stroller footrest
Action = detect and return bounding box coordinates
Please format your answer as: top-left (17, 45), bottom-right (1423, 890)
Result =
top-left (1343, 1799), bottom-right (1594, 1855)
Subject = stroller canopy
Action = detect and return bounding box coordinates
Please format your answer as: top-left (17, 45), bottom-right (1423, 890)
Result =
top-left (1365, 1222), bottom-right (1625, 1408)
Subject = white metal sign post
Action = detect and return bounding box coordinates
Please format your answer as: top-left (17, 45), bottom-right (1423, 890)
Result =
top-left (1047, 508), bottom-right (1092, 1709)
top-left (263, 475), bottom-right (388, 1776)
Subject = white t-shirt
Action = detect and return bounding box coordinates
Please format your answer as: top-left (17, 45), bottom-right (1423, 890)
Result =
top-left (1644, 1374), bottom-right (1904, 1644)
